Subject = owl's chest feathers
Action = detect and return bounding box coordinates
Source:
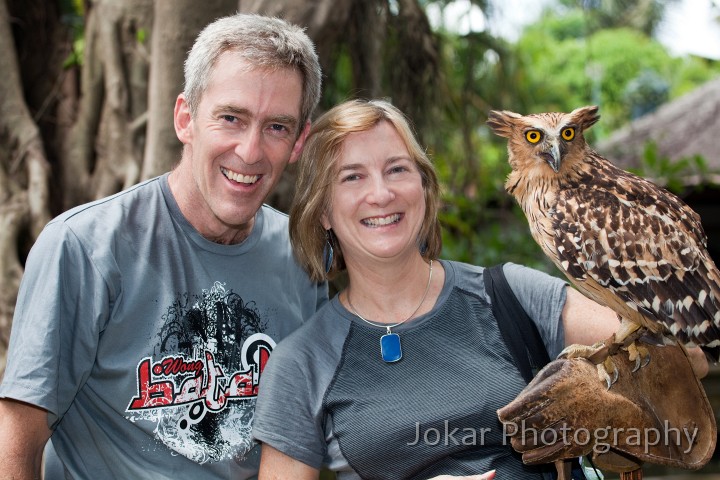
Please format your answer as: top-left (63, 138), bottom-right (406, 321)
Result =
top-left (506, 163), bottom-right (591, 262)
top-left (506, 169), bottom-right (562, 224)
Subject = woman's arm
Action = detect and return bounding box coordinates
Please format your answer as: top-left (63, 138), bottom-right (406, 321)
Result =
top-left (561, 287), bottom-right (619, 346)
top-left (259, 444), bottom-right (319, 480)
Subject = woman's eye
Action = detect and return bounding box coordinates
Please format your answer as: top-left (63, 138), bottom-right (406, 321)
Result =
top-left (525, 130), bottom-right (542, 144)
top-left (561, 127), bottom-right (575, 141)
top-left (341, 174), bottom-right (360, 182)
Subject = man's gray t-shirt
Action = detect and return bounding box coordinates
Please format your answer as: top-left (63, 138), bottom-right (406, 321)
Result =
top-left (0, 174), bottom-right (327, 479)
top-left (253, 260), bottom-right (566, 479)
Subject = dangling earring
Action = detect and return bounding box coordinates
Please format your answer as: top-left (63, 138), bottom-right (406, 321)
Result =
top-left (323, 230), bottom-right (334, 274)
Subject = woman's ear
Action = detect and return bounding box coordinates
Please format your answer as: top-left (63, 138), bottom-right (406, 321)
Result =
top-left (320, 212), bottom-right (331, 231)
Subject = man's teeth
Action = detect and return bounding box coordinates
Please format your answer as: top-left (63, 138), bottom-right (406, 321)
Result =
top-left (221, 167), bottom-right (259, 184)
top-left (363, 214), bottom-right (401, 227)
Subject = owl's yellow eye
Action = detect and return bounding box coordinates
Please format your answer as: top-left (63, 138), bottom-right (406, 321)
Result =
top-left (525, 130), bottom-right (542, 144)
top-left (561, 127), bottom-right (575, 141)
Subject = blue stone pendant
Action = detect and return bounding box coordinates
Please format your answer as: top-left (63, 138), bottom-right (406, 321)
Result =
top-left (380, 332), bottom-right (402, 363)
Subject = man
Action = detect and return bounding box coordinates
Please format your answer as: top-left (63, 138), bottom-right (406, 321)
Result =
top-left (0, 13), bottom-right (326, 479)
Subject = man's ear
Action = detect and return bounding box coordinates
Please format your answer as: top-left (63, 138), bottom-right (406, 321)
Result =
top-left (289, 121), bottom-right (312, 164)
top-left (174, 94), bottom-right (193, 144)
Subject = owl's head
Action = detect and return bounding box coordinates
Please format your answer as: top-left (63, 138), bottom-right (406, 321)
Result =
top-left (487, 105), bottom-right (600, 174)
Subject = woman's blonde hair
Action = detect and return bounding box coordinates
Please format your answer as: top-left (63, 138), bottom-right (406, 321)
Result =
top-left (290, 99), bottom-right (441, 282)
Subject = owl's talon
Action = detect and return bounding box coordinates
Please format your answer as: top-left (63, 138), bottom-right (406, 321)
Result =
top-left (558, 341), bottom-right (608, 363)
top-left (641, 352), bottom-right (651, 369)
top-left (626, 341), bottom-right (651, 373)
top-left (600, 355), bottom-right (619, 388)
top-left (598, 361), bottom-right (618, 389)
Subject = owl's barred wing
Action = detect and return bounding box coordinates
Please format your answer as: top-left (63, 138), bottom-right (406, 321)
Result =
top-left (553, 156), bottom-right (720, 347)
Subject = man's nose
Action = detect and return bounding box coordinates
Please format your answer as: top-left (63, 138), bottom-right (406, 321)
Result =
top-left (234, 128), bottom-right (263, 165)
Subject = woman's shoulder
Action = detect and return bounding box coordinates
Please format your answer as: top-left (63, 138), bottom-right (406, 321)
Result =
top-left (441, 259), bottom-right (484, 292)
top-left (443, 259), bottom-right (565, 298)
top-left (501, 262), bottom-right (567, 291)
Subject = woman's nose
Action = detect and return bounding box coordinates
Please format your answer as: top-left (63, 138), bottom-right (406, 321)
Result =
top-left (365, 177), bottom-right (395, 205)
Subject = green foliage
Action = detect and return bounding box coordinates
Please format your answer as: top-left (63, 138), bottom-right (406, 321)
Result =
top-left (63, 37), bottom-right (84, 69)
top-left (60, 0), bottom-right (85, 68)
top-left (529, 8), bottom-right (587, 41)
top-left (628, 142), bottom-right (710, 194)
top-left (514, 23), bottom-right (678, 135)
top-left (623, 69), bottom-right (669, 119)
top-left (585, 29), bottom-right (674, 130)
top-left (668, 56), bottom-right (720, 97)
top-left (557, 0), bottom-right (676, 36)
top-left (510, 7), bottom-right (720, 135)
top-left (320, 47), bottom-right (355, 111)
top-left (440, 201), bottom-right (558, 275)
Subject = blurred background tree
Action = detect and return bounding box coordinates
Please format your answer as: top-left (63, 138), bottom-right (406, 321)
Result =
top-left (1, 0), bottom-right (719, 379)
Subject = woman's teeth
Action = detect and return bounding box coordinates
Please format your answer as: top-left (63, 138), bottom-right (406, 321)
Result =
top-left (362, 214), bottom-right (401, 227)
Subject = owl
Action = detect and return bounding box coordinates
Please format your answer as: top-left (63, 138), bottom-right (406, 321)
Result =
top-left (487, 105), bottom-right (720, 382)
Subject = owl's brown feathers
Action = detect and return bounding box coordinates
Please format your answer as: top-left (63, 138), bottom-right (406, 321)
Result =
top-left (487, 105), bottom-right (720, 349)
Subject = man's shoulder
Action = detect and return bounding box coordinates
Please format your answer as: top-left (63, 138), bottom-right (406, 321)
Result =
top-left (52, 176), bottom-right (164, 230)
top-left (256, 204), bottom-right (292, 249)
top-left (259, 204), bottom-right (289, 229)
top-left (276, 301), bottom-right (342, 351)
top-left (31, 177), bottom-right (166, 258)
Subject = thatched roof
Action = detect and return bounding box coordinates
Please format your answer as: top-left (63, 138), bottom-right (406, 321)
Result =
top-left (597, 77), bottom-right (720, 185)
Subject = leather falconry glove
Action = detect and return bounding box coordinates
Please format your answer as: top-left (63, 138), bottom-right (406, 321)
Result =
top-left (497, 342), bottom-right (716, 474)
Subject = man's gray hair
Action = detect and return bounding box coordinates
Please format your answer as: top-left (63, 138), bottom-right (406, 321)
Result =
top-left (184, 13), bottom-right (322, 129)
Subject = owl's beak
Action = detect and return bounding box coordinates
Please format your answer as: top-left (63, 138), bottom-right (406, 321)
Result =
top-left (542, 142), bottom-right (562, 173)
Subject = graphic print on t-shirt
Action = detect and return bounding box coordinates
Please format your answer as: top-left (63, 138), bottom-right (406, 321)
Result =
top-left (125, 281), bottom-right (275, 464)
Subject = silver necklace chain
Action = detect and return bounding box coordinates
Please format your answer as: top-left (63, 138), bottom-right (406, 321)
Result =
top-left (346, 260), bottom-right (434, 334)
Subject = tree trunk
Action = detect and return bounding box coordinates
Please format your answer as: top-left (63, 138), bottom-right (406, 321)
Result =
top-left (60, 0), bottom-right (154, 210)
top-left (141, 0), bottom-right (237, 180)
top-left (0, 0), bottom-right (54, 375)
top-left (239, 0), bottom-right (354, 79)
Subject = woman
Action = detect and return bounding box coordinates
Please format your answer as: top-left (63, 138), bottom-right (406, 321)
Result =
top-left (251, 99), bottom-right (704, 479)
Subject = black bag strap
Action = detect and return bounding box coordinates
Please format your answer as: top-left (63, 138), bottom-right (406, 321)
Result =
top-left (484, 263), bottom-right (551, 383)
top-left (484, 264), bottom-right (591, 480)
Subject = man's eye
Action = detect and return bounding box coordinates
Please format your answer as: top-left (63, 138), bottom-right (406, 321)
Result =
top-left (221, 115), bottom-right (237, 123)
top-left (268, 124), bottom-right (290, 135)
